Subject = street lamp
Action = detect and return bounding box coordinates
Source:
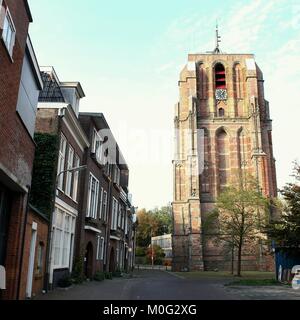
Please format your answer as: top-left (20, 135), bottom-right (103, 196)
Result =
top-left (56, 165), bottom-right (87, 184)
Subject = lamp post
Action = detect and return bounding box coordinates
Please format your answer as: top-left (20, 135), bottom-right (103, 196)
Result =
top-left (46, 165), bottom-right (87, 292)
top-left (151, 228), bottom-right (154, 269)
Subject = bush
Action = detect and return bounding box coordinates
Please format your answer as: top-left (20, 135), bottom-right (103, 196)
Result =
top-left (94, 272), bottom-right (105, 282)
top-left (112, 270), bottom-right (122, 278)
top-left (135, 247), bottom-right (146, 257)
top-left (57, 275), bottom-right (73, 288)
top-left (104, 272), bottom-right (113, 280)
top-left (72, 255), bottom-right (86, 284)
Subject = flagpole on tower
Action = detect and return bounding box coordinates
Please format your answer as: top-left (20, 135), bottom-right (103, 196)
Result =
top-left (214, 22), bottom-right (221, 54)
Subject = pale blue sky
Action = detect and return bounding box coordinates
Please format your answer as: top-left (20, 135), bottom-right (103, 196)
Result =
top-left (28, 0), bottom-right (300, 209)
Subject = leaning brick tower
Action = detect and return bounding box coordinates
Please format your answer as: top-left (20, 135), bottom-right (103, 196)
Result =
top-left (172, 28), bottom-right (277, 272)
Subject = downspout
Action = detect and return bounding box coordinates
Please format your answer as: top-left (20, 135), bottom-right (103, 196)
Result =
top-left (104, 170), bottom-right (113, 272)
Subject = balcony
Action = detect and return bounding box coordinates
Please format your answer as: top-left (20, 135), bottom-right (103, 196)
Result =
top-left (199, 111), bottom-right (251, 120)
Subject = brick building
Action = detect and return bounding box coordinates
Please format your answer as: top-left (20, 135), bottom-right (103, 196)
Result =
top-left (78, 113), bottom-right (136, 277)
top-left (0, 0), bottom-right (43, 299)
top-left (30, 66), bottom-right (89, 289)
top-left (172, 33), bottom-right (277, 272)
top-left (19, 205), bottom-right (49, 299)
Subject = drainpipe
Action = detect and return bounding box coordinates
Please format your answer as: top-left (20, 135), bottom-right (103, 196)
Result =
top-left (16, 185), bottom-right (31, 300)
top-left (104, 170), bottom-right (113, 272)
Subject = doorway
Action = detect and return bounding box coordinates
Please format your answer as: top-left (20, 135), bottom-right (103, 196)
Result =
top-left (84, 242), bottom-right (93, 279)
top-left (109, 248), bottom-right (115, 272)
top-left (26, 222), bottom-right (38, 299)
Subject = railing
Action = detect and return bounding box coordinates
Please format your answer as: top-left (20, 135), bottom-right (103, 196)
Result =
top-left (135, 264), bottom-right (172, 271)
top-left (199, 112), bottom-right (251, 119)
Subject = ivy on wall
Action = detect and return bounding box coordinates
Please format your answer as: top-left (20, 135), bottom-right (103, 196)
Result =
top-left (30, 133), bottom-right (59, 219)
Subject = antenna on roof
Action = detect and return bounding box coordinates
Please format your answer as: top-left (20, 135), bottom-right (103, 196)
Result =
top-left (214, 22), bottom-right (221, 54)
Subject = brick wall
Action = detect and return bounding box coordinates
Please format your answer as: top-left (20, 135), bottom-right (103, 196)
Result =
top-left (0, 0), bottom-right (34, 188)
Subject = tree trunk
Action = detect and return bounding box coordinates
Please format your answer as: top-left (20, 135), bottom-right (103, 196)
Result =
top-left (237, 242), bottom-right (242, 277)
top-left (231, 246), bottom-right (234, 275)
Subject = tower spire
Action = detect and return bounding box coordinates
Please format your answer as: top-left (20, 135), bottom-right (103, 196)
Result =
top-left (214, 22), bottom-right (221, 54)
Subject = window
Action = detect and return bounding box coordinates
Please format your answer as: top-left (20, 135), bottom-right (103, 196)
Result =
top-left (99, 187), bottom-right (104, 219)
top-left (103, 191), bottom-right (108, 221)
top-left (218, 108), bottom-right (225, 117)
top-left (62, 215), bottom-right (71, 266)
top-left (53, 208), bottom-right (75, 268)
top-left (125, 216), bottom-right (128, 235)
top-left (65, 146), bottom-right (74, 197)
top-left (122, 209), bottom-right (125, 230)
top-left (72, 154), bottom-right (80, 201)
top-left (217, 129), bottom-right (229, 190)
top-left (111, 198), bottom-right (118, 230)
top-left (36, 242), bottom-right (44, 276)
top-left (92, 129), bottom-right (104, 164)
top-left (105, 159), bottom-right (112, 177)
top-left (96, 236), bottom-right (105, 261)
top-left (113, 166), bottom-right (120, 185)
top-left (2, 8), bottom-right (16, 57)
top-left (57, 135), bottom-right (67, 190)
top-left (118, 204), bottom-right (122, 228)
top-left (87, 174), bottom-right (99, 219)
top-left (215, 63), bottom-right (226, 89)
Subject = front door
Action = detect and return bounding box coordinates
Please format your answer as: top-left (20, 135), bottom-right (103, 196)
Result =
top-left (26, 223), bottom-right (37, 298)
top-left (109, 248), bottom-right (115, 272)
top-left (84, 242), bottom-right (93, 279)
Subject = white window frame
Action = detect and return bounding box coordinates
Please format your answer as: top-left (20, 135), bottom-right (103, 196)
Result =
top-left (72, 154), bottom-right (80, 201)
top-left (87, 173), bottom-right (99, 219)
top-left (105, 158), bottom-right (111, 177)
top-left (117, 203), bottom-right (122, 228)
top-left (103, 191), bottom-right (108, 221)
top-left (52, 207), bottom-right (76, 269)
top-left (113, 166), bottom-right (120, 185)
top-left (125, 215), bottom-right (128, 235)
top-left (65, 145), bottom-right (74, 197)
top-left (96, 236), bottom-right (105, 261)
top-left (1, 8), bottom-right (16, 58)
top-left (111, 197), bottom-right (118, 231)
top-left (92, 129), bottom-right (104, 164)
top-left (99, 187), bottom-right (104, 220)
top-left (57, 134), bottom-right (67, 191)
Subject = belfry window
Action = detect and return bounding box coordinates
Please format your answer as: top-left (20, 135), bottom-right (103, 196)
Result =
top-left (218, 108), bottom-right (225, 117)
top-left (215, 63), bottom-right (226, 89)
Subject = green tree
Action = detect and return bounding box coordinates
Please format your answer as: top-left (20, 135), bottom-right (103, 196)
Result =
top-left (136, 205), bottom-right (173, 248)
top-left (136, 209), bottom-right (159, 247)
top-left (266, 162), bottom-right (300, 251)
top-left (153, 205), bottom-right (173, 236)
top-left (205, 176), bottom-right (269, 277)
top-left (146, 245), bottom-right (166, 265)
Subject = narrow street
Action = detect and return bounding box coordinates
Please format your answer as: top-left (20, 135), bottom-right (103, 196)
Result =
top-left (35, 270), bottom-right (300, 300)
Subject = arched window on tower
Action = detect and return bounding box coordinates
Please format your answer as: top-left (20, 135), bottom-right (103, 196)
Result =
top-left (215, 63), bottom-right (226, 89)
top-left (237, 128), bottom-right (247, 170)
top-left (198, 63), bottom-right (207, 99)
top-left (234, 63), bottom-right (243, 99)
top-left (201, 128), bottom-right (210, 193)
top-left (218, 108), bottom-right (225, 117)
top-left (217, 129), bottom-right (229, 190)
